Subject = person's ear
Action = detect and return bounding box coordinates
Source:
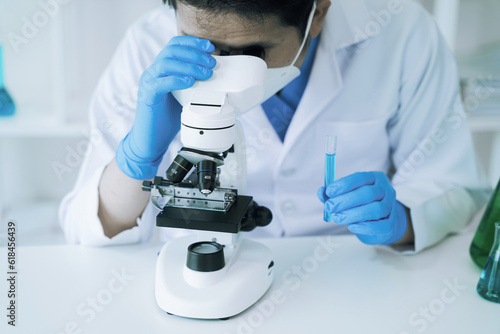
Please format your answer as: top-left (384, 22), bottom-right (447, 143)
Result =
top-left (310, 0), bottom-right (331, 38)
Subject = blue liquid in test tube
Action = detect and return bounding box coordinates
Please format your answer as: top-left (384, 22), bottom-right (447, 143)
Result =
top-left (324, 136), bottom-right (337, 222)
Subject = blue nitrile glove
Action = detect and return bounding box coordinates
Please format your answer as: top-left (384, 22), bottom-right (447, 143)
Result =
top-left (116, 36), bottom-right (216, 180)
top-left (317, 172), bottom-right (408, 245)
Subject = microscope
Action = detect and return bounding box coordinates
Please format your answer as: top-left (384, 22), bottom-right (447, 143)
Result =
top-left (142, 55), bottom-right (275, 320)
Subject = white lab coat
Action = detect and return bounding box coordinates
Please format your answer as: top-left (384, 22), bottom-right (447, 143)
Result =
top-left (59, 0), bottom-right (491, 253)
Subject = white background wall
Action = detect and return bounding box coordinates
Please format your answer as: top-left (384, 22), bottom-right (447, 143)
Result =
top-left (0, 0), bottom-right (499, 245)
top-left (0, 0), bottom-right (160, 245)
top-left (421, 0), bottom-right (500, 56)
top-left (1, 0), bottom-right (160, 118)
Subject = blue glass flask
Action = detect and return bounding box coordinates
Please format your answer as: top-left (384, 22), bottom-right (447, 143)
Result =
top-left (0, 45), bottom-right (16, 117)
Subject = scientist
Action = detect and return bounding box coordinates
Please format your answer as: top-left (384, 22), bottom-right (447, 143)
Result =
top-left (59, 0), bottom-right (490, 253)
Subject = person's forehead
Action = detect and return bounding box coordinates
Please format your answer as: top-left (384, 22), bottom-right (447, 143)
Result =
top-left (176, 3), bottom-right (294, 49)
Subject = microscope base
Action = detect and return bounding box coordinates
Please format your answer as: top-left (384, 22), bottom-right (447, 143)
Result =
top-left (155, 235), bottom-right (274, 319)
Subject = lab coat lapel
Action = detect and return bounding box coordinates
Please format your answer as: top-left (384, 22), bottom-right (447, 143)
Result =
top-left (283, 39), bottom-right (342, 150)
top-left (276, 36), bottom-right (342, 176)
top-left (239, 104), bottom-right (279, 140)
top-left (276, 0), bottom-right (373, 173)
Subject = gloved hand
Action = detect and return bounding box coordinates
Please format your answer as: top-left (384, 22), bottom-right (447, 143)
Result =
top-left (116, 36), bottom-right (216, 180)
top-left (317, 172), bottom-right (408, 245)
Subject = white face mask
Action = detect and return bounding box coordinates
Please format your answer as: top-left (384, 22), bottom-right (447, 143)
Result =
top-left (261, 1), bottom-right (317, 102)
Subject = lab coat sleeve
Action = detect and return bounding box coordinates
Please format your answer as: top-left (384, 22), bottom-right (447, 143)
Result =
top-left (385, 9), bottom-right (491, 254)
top-left (58, 22), bottom-right (164, 246)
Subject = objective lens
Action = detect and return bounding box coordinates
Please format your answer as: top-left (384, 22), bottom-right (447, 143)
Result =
top-left (197, 160), bottom-right (217, 195)
top-left (166, 155), bottom-right (193, 183)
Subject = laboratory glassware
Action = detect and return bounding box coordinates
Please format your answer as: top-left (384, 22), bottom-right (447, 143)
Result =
top-left (476, 221), bottom-right (500, 303)
top-left (324, 135), bottom-right (337, 222)
top-left (470, 179), bottom-right (500, 268)
top-left (0, 44), bottom-right (15, 117)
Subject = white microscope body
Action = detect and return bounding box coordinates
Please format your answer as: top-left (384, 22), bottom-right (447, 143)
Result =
top-left (142, 56), bottom-right (274, 319)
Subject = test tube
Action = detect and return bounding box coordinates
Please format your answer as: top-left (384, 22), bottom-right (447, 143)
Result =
top-left (324, 135), bottom-right (337, 222)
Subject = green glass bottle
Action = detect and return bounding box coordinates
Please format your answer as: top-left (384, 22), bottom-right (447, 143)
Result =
top-left (470, 179), bottom-right (500, 268)
top-left (476, 222), bottom-right (500, 303)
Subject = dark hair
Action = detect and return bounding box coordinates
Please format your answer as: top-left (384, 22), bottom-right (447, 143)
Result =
top-left (163, 0), bottom-right (315, 37)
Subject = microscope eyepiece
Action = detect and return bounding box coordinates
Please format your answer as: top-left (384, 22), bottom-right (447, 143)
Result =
top-left (197, 160), bottom-right (217, 195)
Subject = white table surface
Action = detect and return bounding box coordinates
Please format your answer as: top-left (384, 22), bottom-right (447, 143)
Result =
top-left (1, 231), bottom-right (497, 334)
